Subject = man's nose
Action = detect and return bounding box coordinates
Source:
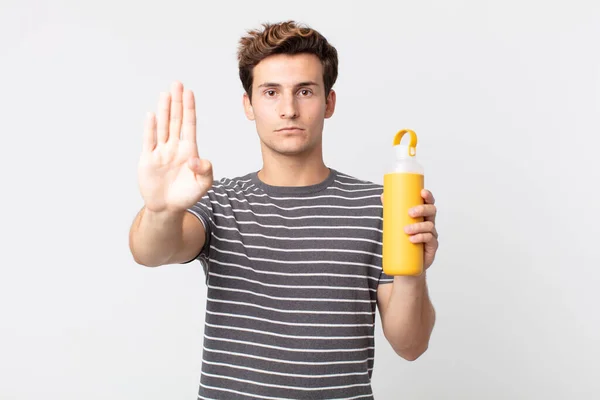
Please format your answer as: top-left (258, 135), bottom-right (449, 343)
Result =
top-left (279, 95), bottom-right (298, 119)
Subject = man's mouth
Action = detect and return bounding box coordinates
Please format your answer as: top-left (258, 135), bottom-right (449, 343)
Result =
top-left (276, 127), bottom-right (304, 133)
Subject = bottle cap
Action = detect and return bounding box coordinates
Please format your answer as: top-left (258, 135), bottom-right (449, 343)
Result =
top-left (393, 129), bottom-right (418, 158)
top-left (395, 144), bottom-right (415, 159)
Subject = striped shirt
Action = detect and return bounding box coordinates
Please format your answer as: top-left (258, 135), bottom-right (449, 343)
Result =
top-left (185, 167), bottom-right (394, 399)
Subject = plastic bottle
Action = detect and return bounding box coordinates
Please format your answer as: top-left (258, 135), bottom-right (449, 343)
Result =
top-left (382, 129), bottom-right (425, 276)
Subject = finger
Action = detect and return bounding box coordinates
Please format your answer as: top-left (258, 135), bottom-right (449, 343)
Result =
top-left (168, 81), bottom-right (183, 144)
top-left (182, 89), bottom-right (197, 146)
top-left (422, 189), bottom-right (435, 204)
top-left (424, 225), bottom-right (439, 239)
top-left (189, 157), bottom-right (213, 178)
top-left (409, 232), bottom-right (436, 244)
top-left (156, 92), bottom-right (171, 144)
top-left (409, 204), bottom-right (437, 220)
top-left (143, 112), bottom-right (157, 152)
top-left (404, 221), bottom-right (435, 235)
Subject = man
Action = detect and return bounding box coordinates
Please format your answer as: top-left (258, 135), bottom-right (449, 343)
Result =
top-left (129, 20), bottom-right (438, 399)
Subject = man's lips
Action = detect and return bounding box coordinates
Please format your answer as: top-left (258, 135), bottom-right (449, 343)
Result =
top-left (276, 127), bottom-right (304, 132)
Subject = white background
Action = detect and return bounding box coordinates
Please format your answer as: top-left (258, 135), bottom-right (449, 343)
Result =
top-left (1, 0), bottom-right (599, 399)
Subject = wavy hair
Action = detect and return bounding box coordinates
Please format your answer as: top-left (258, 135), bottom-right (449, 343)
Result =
top-left (237, 20), bottom-right (339, 102)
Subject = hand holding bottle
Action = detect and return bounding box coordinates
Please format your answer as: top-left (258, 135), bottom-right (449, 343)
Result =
top-left (382, 129), bottom-right (439, 275)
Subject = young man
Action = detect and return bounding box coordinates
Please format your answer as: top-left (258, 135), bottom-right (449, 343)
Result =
top-left (129, 20), bottom-right (439, 399)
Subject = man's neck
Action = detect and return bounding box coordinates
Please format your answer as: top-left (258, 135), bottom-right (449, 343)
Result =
top-left (257, 147), bottom-right (330, 187)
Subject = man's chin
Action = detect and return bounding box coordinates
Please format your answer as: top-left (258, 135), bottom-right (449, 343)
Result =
top-left (264, 141), bottom-right (315, 157)
top-left (273, 147), bottom-right (310, 156)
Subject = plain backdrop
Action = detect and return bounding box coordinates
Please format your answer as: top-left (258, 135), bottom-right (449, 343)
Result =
top-left (1, 0), bottom-right (599, 399)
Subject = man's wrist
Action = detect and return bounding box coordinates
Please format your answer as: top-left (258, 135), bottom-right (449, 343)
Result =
top-left (393, 271), bottom-right (427, 289)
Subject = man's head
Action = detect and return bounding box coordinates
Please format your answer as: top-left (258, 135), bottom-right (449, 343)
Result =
top-left (237, 21), bottom-right (338, 157)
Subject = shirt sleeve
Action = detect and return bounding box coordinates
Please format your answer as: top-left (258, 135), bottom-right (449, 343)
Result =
top-left (377, 189), bottom-right (394, 284)
top-left (378, 269), bottom-right (395, 285)
top-left (181, 189), bottom-right (214, 281)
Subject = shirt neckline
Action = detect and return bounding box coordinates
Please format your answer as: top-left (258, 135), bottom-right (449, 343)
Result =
top-left (249, 167), bottom-right (338, 195)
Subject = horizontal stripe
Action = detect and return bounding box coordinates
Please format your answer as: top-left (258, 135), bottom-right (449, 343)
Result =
top-left (205, 322), bottom-right (374, 340)
top-left (203, 346), bottom-right (374, 366)
top-left (201, 358), bottom-right (369, 379)
top-left (209, 272), bottom-right (376, 292)
top-left (210, 192), bottom-right (383, 210)
top-left (207, 284), bottom-right (377, 303)
top-left (210, 226), bottom-right (382, 245)
top-left (201, 371), bottom-right (372, 392)
top-left (205, 310), bottom-right (374, 328)
top-left (326, 185), bottom-right (382, 193)
top-left (208, 258), bottom-right (380, 282)
top-left (210, 246), bottom-right (380, 268)
top-left (218, 173), bottom-right (377, 186)
top-left (212, 185), bottom-right (382, 201)
top-left (207, 298), bottom-right (374, 315)
top-left (212, 234), bottom-right (382, 258)
top-left (204, 334), bottom-right (375, 353)
top-left (211, 207), bottom-right (383, 221)
top-left (198, 382), bottom-right (374, 400)
top-left (208, 219), bottom-right (382, 232)
top-left (334, 179), bottom-right (380, 187)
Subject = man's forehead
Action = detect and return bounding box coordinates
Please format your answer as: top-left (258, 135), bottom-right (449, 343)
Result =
top-left (253, 54), bottom-right (323, 86)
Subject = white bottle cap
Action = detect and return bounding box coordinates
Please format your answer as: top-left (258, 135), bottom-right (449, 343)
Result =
top-left (395, 144), bottom-right (417, 160)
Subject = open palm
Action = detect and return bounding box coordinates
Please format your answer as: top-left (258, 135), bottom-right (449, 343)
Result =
top-left (138, 82), bottom-right (213, 213)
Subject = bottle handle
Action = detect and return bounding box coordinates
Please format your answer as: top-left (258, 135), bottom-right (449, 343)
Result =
top-left (393, 129), bottom-right (418, 156)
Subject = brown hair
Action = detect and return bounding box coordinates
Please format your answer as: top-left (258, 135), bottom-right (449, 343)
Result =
top-left (237, 20), bottom-right (339, 103)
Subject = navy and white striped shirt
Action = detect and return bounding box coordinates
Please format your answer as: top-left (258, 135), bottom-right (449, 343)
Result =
top-left (186, 167), bottom-right (394, 399)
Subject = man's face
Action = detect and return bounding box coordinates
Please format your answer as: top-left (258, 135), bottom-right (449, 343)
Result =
top-left (243, 53), bottom-right (336, 157)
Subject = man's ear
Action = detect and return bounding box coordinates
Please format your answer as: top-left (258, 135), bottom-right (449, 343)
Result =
top-left (325, 89), bottom-right (336, 119)
top-left (243, 92), bottom-right (255, 121)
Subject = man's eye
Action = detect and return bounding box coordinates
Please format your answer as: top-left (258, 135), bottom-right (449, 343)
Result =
top-left (299, 89), bottom-right (312, 96)
top-left (265, 90), bottom-right (276, 96)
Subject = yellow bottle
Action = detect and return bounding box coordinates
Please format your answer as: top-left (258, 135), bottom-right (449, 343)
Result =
top-left (382, 129), bottom-right (425, 276)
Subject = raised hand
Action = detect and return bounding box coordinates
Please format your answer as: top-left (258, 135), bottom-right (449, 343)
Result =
top-left (138, 81), bottom-right (213, 213)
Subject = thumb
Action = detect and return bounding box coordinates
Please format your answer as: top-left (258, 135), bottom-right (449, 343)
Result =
top-left (188, 157), bottom-right (212, 177)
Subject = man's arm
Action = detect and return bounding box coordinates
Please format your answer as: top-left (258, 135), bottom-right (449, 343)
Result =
top-left (377, 273), bottom-right (436, 361)
top-left (129, 206), bottom-right (206, 267)
top-left (130, 81), bottom-right (213, 268)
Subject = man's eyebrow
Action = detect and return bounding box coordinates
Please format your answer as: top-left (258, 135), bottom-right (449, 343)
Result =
top-left (257, 81), bottom-right (320, 89)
